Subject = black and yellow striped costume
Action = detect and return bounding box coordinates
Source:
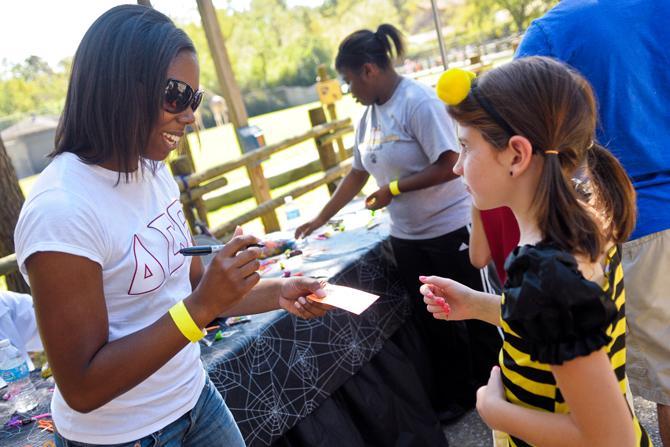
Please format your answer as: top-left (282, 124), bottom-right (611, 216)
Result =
top-left (499, 244), bottom-right (651, 446)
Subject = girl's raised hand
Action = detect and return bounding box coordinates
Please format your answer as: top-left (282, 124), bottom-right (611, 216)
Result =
top-left (476, 366), bottom-right (506, 429)
top-left (421, 283), bottom-right (451, 320)
top-left (419, 275), bottom-right (476, 321)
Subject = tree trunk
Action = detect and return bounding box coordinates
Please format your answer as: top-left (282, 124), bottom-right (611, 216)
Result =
top-left (0, 134), bottom-right (29, 293)
top-left (498, 0), bottom-right (529, 32)
top-left (512, 11), bottom-right (525, 33)
top-left (392, 0), bottom-right (408, 30)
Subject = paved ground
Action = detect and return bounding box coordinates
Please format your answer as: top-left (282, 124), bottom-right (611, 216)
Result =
top-left (443, 396), bottom-right (661, 446)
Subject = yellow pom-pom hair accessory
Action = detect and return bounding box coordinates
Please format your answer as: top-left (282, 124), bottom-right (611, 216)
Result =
top-left (437, 67), bottom-right (517, 136)
top-left (436, 68), bottom-right (476, 106)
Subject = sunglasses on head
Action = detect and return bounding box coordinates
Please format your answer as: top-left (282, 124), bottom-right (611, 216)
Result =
top-left (163, 78), bottom-right (204, 114)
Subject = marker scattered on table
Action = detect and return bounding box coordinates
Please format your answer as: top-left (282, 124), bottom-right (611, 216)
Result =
top-left (6, 413), bottom-right (52, 428)
top-left (225, 316), bottom-right (251, 326)
top-left (179, 243), bottom-right (264, 256)
top-left (38, 419), bottom-right (54, 433)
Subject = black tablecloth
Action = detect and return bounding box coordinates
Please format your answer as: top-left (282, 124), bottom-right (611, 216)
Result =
top-left (274, 337), bottom-right (448, 447)
top-left (204, 240), bottom-right (447, 446)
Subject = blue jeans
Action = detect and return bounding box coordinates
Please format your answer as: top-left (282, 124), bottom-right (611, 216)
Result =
top-left (54, 378), bottom-right (245, 447)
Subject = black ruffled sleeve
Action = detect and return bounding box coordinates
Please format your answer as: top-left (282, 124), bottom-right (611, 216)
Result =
top-left (501, 244), bottom-right (617, 365)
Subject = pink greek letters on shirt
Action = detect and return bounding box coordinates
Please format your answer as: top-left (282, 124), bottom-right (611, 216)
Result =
top-left (128, 200), bottom-right (190, 295)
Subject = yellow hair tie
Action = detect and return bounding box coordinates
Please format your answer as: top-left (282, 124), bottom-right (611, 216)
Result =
top-left (436, 68), bottom-right (477, 105)
top-left (545, 150), bottom-right (559, 155)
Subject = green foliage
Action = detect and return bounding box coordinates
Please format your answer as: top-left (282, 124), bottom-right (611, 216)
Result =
top-left (464, 0), bottom-right (558, 33)
top-left (0, 1), bottom-right (558, 120)
top-left (243, 89), bottom-right (291, 117)
top-left (277, 36), bottom-right (332, 86)
top-left (0, 56), bottom-right (69, 125)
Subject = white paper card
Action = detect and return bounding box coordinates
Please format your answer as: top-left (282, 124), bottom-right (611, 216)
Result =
top-left (307, 283), bottom-right (380, 315)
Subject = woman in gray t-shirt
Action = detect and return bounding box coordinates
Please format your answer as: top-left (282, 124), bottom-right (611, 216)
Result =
top-left (295, 24), bottom-right (501, 421)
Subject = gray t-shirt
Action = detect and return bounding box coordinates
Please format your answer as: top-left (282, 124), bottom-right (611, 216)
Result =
top-left (353, 77), bottom-right (470, 239)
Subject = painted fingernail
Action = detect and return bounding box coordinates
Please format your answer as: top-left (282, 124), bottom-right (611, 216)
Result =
top-left (419, 276), bottom-right (427, 281)
top-left (299, 297), bottom-right (307, 305)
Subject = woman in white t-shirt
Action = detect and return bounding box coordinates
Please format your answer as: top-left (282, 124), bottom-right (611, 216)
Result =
top-left (295, 24), bottom-right (501, 420)
top-left (14, 5), bottom-right (329, 446)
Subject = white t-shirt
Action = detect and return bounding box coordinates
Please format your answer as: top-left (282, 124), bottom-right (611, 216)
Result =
top-left (14, 152), bottom-right (205, 444)
top-left (353, 77), bottom-right (470, 239)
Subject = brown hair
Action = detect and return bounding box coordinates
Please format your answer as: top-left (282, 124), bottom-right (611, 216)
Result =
top-left (448, 56), bottom-right (636, 261)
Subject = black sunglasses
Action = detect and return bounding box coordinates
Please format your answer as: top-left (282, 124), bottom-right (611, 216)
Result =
top-left (163, 78), bottom-right (204, 114)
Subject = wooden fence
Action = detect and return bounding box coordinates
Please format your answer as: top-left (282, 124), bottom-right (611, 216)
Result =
top-left (173, 111), bottom-right (353, 239)
top-left (0, 107), bottom-right (353, 279)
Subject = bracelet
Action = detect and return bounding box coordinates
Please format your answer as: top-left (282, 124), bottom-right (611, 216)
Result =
top-left (168, 300), bottom-right (206, 342)
top-left (388, 180), bottom-right (401, 196)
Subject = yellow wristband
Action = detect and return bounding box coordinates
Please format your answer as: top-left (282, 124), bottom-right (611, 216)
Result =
top-left (389, 180), bottom-right (401, 196)
top-left (168, 300), bottom-right (206, 342)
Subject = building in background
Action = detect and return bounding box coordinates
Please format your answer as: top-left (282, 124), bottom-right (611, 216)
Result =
top-left (1, 115), bottom-right (57, 179)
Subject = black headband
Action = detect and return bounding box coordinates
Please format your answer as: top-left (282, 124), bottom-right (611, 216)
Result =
top-left (471, 81), bottom-right (516, 137)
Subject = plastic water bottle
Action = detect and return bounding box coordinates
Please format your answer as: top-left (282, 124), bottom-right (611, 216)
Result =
top-left (284, 196), bottom-right (301, 230)
top-left (0, 339), bottom-right (38, 412)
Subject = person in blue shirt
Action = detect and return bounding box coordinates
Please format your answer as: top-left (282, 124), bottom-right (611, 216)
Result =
top-left (516, 1), bottom-right (670, 444)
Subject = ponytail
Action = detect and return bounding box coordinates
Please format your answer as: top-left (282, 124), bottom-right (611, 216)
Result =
top-left (375, 24), bottom-right (405, 61)
top-left (535, 142), bottom-right (636, 261)
top-left (335, 23), bottom-right (405, 72)
top-left (586, 143), bottom-right (637, 244)
top-left (536, 153), bottom-right (603, 261)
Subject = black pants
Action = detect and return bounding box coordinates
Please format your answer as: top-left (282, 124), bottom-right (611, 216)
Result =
top-left (390, 226), bottom-right (502, 418)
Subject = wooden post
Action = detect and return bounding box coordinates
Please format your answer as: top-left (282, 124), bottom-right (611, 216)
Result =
top-left (196, 0), bottom-right (279, 233)
top-left (196, 0), bottom-right (249, 135)
top-left (309, 107), bottom-right (339, 194)
top-left (246, 162), bottom-right (280, 232)
top-left (179, 132), bottom-right (197, 175)
top-left (317, 65), bottom-right (347, 162)
top-left (170, 155), bottom-right (209, 233)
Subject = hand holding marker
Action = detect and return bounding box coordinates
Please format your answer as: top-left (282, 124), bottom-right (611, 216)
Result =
top-left (179, 243), bottom-right (265, 256)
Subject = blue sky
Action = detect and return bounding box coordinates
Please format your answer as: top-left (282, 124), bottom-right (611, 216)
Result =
top-left (1, 0), bottom-right (325, 68)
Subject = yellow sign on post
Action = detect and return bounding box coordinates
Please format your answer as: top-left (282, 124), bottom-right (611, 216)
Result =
top-left (316, 79), bottom-right (343, 105)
